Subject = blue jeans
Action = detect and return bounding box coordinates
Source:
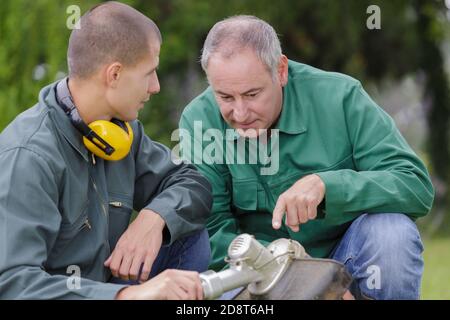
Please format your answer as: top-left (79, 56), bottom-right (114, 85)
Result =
top-left (331, 213), bottom-right (424, 300)
top-left (220, 213), bottom-right (424, 300)
top-left (110, 229), bottom-right (210, 284)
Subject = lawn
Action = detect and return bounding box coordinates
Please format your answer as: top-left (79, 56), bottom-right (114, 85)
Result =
top-left (421, 237), bottom-right (450, 299)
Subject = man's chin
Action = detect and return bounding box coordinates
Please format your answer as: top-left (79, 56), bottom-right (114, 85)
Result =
top-left (119, 113), bottom-right (138, 122)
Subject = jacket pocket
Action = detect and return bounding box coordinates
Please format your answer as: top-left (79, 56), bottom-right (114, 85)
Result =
top-left (108, 193), bottom-right (133, 250)
top-left (231, 179), bottom-right (258, 213)
top-left (59, 202), bottom-right (90, 240)
top-left (50, 203), bottom-right (91, 260)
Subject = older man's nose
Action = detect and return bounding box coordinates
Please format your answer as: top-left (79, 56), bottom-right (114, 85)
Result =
top-left (233, 102), bottom-right (249, 122)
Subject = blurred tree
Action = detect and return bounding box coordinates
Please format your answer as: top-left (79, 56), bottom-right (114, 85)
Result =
top-left (415, 0), bottom-right (450, 230)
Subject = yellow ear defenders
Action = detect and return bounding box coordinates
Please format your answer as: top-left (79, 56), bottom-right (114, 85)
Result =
top-left (55, 78), bottom-right (133, 161)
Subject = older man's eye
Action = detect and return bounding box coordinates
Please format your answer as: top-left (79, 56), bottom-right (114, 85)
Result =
top-left (245, 92), bottom-right (259, 98)
top-left (221, 96), bottom-right (233, 102)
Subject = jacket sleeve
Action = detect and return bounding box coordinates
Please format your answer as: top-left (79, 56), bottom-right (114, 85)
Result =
top-left (131, 121), bottom-right (212, 245)
top-left (0, 147), bottom-right (126, 299)
top-left (316, 83), bottom-right (435, 221)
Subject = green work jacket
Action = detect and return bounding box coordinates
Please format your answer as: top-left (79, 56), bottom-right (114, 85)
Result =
top-left (0, 81), bottom-right (212, 299)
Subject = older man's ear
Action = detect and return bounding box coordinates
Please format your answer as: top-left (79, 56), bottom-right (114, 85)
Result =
top-left (278, 55), bottom-right (289, 87)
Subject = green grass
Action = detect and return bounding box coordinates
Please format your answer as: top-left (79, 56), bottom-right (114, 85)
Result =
top-left (421, 237), bottom-right (450, 299)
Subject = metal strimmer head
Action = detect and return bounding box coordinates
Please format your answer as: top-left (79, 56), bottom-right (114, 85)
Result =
top-left (200, 234), bottom-right (352, 300)
top-left (200, 233), bottom-right (308, 300)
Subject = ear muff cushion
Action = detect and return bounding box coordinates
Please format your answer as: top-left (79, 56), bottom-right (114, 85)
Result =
top-left (83, 120), bottom-right (133, 161)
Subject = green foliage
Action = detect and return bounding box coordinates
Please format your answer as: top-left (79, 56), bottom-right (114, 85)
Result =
top-left (0, 0), bottom-right (98, 129)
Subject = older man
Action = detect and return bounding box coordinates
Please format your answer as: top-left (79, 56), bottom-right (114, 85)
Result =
top-left (0, 2), bottom-right (211, 300)
top-left (179, 15), bottom-right (434, 299)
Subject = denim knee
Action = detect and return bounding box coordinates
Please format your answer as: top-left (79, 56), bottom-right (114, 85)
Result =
top-left (177, 228), bottom-right (211, 273)
top-left (335, 213), bottom-right (424, 299)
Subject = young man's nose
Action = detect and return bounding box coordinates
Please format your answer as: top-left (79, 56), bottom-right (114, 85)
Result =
top-left (148, 73), bottom-right (160, 95)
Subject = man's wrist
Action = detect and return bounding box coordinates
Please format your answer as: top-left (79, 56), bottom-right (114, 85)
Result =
top-left (140, 208), bottom-right (166, 229)
top-left (311, 174), bottom-right (326, 191)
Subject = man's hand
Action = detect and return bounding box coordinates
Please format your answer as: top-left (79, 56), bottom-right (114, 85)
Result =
top-left (116, 269), bottom-right (204, 300)
top-left (104, 209), bottom-right (165, 283)
top-left (272, 174), bottom-right (325, 232)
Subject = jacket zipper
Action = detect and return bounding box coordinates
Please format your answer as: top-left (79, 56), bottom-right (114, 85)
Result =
top-left (84, 218), bottom-right (92, 230)
top-left (78, 217), bottom-right (92, 231)
top-left (89, 153), bottom-right (107, 217)
top-left (91, 178), bottom-right (107, 216)
top-left (109, 201), bottom-right (123, 208)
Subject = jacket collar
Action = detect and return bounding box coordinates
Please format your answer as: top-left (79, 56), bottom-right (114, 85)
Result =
top-left (272, 79), bottom-right (307, 135)
top-left (39, 81), bottom-right (89, 162)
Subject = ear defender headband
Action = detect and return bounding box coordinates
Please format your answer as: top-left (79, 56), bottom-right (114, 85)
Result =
top-left (55, 78), bottom-right (133, 161)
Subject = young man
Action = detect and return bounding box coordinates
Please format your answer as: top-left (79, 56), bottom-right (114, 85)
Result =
top-left (0, 2), bottom-right (212, 300)
top-left (179, 15), bottom-right (434, 299)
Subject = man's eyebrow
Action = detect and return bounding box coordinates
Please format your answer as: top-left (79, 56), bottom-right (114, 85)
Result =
top-left (215, 90), bottom-right (231, 96)
top-left (215, 88), bottom-right (262, 96)
top-left (241, 87), bottom-right (262, 95)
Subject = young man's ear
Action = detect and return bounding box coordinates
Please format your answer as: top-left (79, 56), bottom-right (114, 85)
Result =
top-left (105, 62), bottom-right (123, 88)
top-left (278, 55), bottom-right (289, 87)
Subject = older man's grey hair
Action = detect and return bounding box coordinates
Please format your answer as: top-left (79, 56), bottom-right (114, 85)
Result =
top-left (201, 15), bottom-right (282, 79)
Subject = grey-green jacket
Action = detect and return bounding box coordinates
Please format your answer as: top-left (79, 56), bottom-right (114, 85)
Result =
top-left (0, 82), bottom-right (212, 299)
